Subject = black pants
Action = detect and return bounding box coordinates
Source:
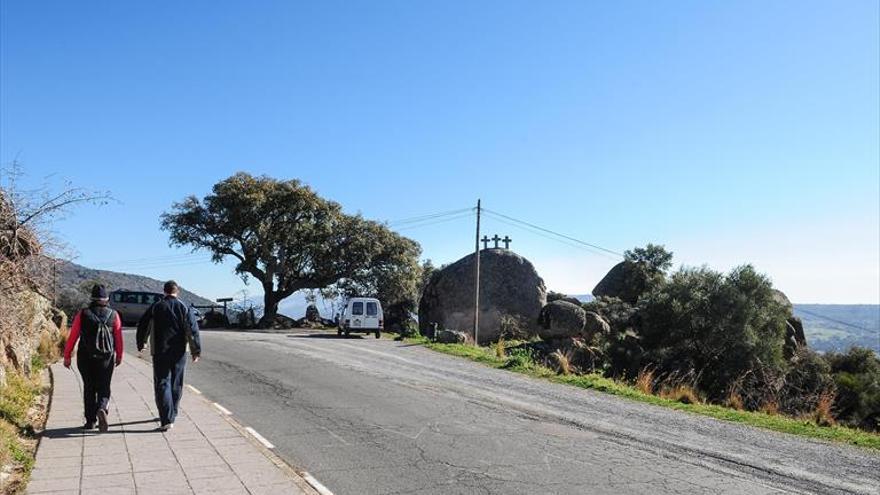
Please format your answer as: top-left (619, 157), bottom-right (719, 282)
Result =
top-left (153, 350), bottom-right (187, 426)
top-left (76, 353), bottom-right (114, 423)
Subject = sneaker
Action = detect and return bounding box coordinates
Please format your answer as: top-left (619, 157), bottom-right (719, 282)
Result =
top-left (157, 423), bottom-right (174, 432)
top-left (83, 422), bottom-right (95, 430)
top-left (97, 409), bottom-right (109, 433)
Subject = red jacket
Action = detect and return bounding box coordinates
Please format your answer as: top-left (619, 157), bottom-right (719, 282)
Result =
top-left (63, 308), bottom-right (124, 364)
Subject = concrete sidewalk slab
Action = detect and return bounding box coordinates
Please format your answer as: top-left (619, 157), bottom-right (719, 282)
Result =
top-left (29, 356), bottom-right (317, 495)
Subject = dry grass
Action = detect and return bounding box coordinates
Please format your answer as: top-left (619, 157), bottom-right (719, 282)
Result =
top-left (549, 349), bottom-right (573, 376)
top-left (726, 390), bottom-right (745, 411)
top-left (810, 391), bottom-right (836, 427)
top-left (635, 368), bottom-right (655, 395)
top-left (760, 400), bottom-right (780, 416)
top-left (495, 338), bottom-right (506, 359)
top-left (659, 384), bottom-right (702, 405)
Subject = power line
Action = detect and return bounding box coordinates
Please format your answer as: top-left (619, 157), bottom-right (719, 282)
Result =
top-left (484, 213), bottom-right (608, 255)
top-left (395, 211), bottom-right (475, 232)
top-left (795, 307), bottom-right (877, 333)
top-left (388, 207), bottom-right (474, 226)
top-left (482, 208), bottom-right (623, 258)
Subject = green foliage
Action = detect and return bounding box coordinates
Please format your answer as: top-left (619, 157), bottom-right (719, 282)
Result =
top-left (583, 296), bottom-right (641, 377)
top-left (503, 347), bottom-right (538, 370)
top-left (161, 173), bottom-right (421, 326)
top-left (825, 348), bottom-right (880, 431)
top-left (612, 243), bottom-right (674, 303)
top-left (637, 264), bottom-right (788, 401)
top-left (778, 348), bottom-right (835, 415)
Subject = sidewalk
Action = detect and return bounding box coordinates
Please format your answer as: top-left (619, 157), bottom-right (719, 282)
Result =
top-left (27, 356), bottom-right (318, 495)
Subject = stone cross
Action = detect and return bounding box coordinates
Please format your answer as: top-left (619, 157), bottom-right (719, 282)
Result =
top-left (502, 236), bottom-right (512, 249)
top-left (491, 234), bottom-right (501, 248)
top-left (481, 235), bottom-right (490, 250)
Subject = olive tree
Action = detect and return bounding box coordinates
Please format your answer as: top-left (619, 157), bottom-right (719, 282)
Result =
top-left (161, 172), bottom-right (420, 327)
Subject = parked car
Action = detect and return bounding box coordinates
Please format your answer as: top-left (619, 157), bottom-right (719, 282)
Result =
top-left (109, 290), bottom-right (163, 325)
top-left (337, 297), bottom-right (383, 338)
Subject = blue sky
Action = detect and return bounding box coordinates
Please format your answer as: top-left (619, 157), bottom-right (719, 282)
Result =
top-left (2, 1), bottom-right (878, 305)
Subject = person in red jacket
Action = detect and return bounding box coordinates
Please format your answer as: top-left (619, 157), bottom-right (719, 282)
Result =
top-left (63, 284), bottom-right (124, 432)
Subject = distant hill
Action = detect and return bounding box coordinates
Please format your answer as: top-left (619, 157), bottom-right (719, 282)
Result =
top-left (794, 304), bottom-right (879, 355)
top-left (56, 260), bottom-right (213, 307)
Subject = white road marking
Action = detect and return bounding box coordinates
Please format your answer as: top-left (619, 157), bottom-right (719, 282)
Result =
top-left (186, 385), bottom-right (202, 394)
top-left (245, 427), bottom-right (275, 449)
top-left (302, 472), bottom-right (334, 495)
top-left (212, 402), bottom-right (232, 415)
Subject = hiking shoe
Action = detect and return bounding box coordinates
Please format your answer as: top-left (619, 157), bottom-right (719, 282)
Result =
top-left (97, 409), bottom-right (109, 432)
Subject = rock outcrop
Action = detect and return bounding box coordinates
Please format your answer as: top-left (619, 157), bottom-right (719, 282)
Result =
top-left (773, 290), bottom-right (808, 357)
top-left (419, 249), bottom-right (546, 344)
top-left (592, 261), bottom-right (650, 303)
top-left (538, 300), bottom-right (586, 340)
top-left (584, 311), bottom-right (611, 339)
top-left (0, 290), bottom-right (62, 386)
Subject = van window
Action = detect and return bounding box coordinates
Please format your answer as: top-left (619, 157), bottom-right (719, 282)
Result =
top-left (352, 301), bottom-right (364, 316)
top-left (142, 294), bottom-right (160, 304)
top-left (112, 293), bottom-right (122, 303)
top-left (366, 302), bottom-right (378, 316)
top-left (122, 293), bottom-right (140, 304)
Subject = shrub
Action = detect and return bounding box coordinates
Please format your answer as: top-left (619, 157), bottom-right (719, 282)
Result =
top-left (824, 347), bottom-right (880, 431)
top-left (504, 347), bottom-right (536, 370)
top-left (495, 338), bottom-right (506, 359)
top-left (638, 264), bottom-right (788, 402)
top-left (780, 347), bottom-right (834, 416)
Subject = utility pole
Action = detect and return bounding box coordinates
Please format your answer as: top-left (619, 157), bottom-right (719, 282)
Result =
top-left (473, 199), bottom-right (481, 345)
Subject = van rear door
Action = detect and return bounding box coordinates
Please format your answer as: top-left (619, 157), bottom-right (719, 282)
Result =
top-left (350, 301), bottom-right (364, 328)
top-left (364, 301), bottom-right (380, 329)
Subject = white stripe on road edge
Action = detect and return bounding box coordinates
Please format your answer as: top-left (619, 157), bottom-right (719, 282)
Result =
top-left (302, 472), bottom-right (334, 495)
top-left (186, 385), bottom-right (202, 394)
top-left (212, 402), bottom-right (232, 415)
top-left (244, 427), bottom-right (275, 449)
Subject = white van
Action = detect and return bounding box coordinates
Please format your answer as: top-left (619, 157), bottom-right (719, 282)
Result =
top-left (338, 297), bottom-right (383, 338)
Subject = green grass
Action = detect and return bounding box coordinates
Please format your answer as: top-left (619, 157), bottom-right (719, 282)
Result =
top-left (406, 336), bottom-right (880, 450)
top-left (1, 338), bottom-right (58, 493)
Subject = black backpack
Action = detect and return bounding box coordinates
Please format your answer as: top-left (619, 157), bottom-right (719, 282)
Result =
top-left (84, 308), bottom-right (115, 357)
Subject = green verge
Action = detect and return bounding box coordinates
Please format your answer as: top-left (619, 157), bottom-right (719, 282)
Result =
top-left (0, 355), bottom-right (49, 492)
top-left (406, 337), bottom-right (880, 450)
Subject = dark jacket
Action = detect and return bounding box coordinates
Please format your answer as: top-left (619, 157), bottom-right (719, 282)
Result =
top-left (136, 296), bottom-right (201, 357)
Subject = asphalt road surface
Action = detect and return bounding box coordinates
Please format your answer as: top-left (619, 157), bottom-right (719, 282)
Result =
top-left (123, 329), bottom-right (879, 495)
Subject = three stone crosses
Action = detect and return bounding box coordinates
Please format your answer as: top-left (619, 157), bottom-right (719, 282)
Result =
top-left (481, 234), bottom-right (512, 250)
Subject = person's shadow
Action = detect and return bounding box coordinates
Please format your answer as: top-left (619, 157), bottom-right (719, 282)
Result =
top-left (41, 418), bottom-right (160, 438)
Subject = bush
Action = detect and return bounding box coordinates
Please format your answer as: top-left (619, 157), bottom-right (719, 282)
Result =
top-left (780, 348), bottom-right (835, 416)
top-left (637, 264), bottom-right (788, 402)
top-left (824, 347), bottom-right (880, 431)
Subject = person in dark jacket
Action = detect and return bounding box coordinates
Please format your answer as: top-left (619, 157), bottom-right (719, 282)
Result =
top-left (63, 284), bottom-right (124, 432)
top-left (136, 280), bottom-right (201, 431)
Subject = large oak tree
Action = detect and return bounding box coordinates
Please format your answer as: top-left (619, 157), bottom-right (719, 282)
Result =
top-left (161, 172), bottom-right (419, 327)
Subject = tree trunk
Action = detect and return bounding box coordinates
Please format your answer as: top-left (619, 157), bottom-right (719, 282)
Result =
top-left (258, 287), bottom-right (279, 328)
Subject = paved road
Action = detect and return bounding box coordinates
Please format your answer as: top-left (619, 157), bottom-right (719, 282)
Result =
top-left (124, 330), bottom-right (879, 495)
